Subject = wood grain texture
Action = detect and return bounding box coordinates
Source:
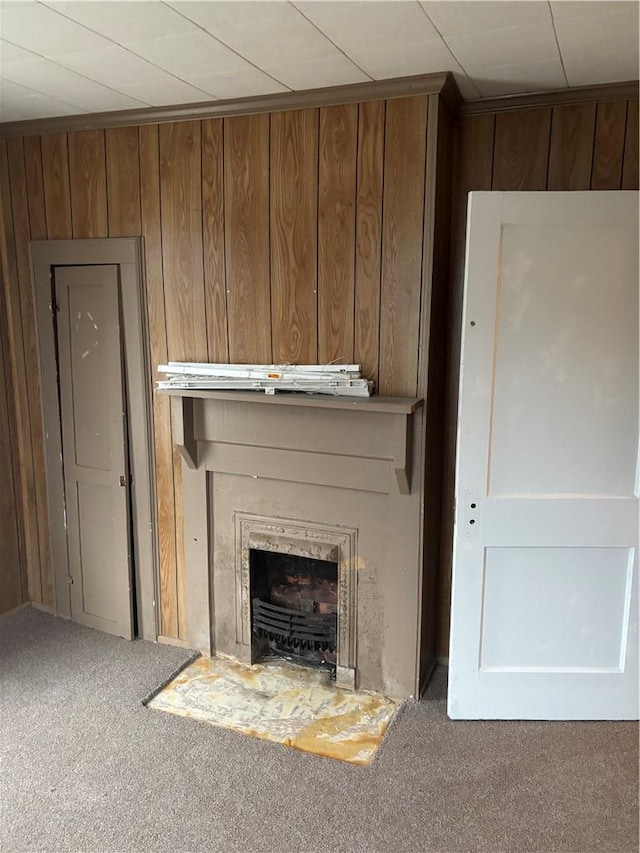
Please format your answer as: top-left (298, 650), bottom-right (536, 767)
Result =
top-left (591, 101), bottom-right (627, 190)
top-left (159, 122), bottom-right (208, 363)
top-left (224, 114), bottom-right (271, 363)
top-left (379, 96), bottom-right (428, 396)
top-left (318, 104), bottom-right (357, 364)
top-left (492, 108), bottom-right (551, 190)
top-left (23, 136), bottom-right (47, 240)
top-left (270, 109), bottom-right (318, 364)
top-left (202, 119), bottom-right (229, 364)
top-left (68, 130), bottom-right (108, 239)
top-left (0, 285), bottom-right (23, 613)
top-left (548, 103), bottom-right (596, 190)
top-left (6, 138), bottom-right (53, 606)
top-left (622, 99), bottom-right (639, 190)
top-left (140, 124), bottom-right (178, 639)
top-left (106, 127), bottom-right (141, 236)
top-left (0, 139), bottom-right (41, 604)
top-left (41, 133), bottom-right (72, 239)
top-left (354, 100), bottom-right (384, 386)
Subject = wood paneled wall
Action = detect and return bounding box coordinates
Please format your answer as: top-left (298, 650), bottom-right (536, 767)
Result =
top-left (437, 96), bottom-right (639, 657)
top-left (0, 94), bottom-right (434, 639)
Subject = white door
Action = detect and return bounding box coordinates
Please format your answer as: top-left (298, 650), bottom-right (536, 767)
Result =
top-left (448, 191), bottom-right (639, 720)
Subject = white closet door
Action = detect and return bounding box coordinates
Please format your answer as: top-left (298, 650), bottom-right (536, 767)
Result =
top-left (448, 191), bottom-right (639, 720)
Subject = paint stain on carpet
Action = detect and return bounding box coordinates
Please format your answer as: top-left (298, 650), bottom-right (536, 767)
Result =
top-left (147, 656), bottom-right (397, 765)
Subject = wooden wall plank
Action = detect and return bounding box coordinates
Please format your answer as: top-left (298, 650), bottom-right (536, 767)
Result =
top-left (68, 130), bottom-right (108, 239)
top-left (140, 124), bottom-right (178, 639)
top-left (202, 119), bottom-right (229, 364)
top-left (159, 121), bottom-right (208, 363)
top-left (548, 103), bottom-right (596, 190)
top-left (379, 96), bottom-right (428, 396)
top-left (0, 283), bottom-right (23, 613)
top-left (591, 101), bottom-right (627, 190)
top-left (0, 139), bottom-right (41, 604)
top-left (41, 133), bottom-right (72, 239)
top-left (23, 136), bottom-right (47, 240)
top-left (354, 100), bottom-right (384, 386)
top-left (7, 138), bottom-right (53, 606)
top-left (318, 104), bottom-right (357, 364)
top-left (270, 109), bottom-right (318, 364)
top-left (224, 114), bottom-right (271, 363)
top-left (492, 108), bottom-right (551, 190)
top-left (622, 99), bottom-right (639, 190)
top-left (106, 127), bottom-right (141, 237)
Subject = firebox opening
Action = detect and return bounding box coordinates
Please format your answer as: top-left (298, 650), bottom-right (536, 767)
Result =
top-left (250, 549), bottom-right (338, 676)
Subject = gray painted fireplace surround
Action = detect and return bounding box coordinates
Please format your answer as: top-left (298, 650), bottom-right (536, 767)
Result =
top-left (166, 388), bottom-right (428, 699)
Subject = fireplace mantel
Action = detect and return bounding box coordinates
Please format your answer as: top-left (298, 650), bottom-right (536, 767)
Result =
top-left (163, 389), bottom-right (423, 495)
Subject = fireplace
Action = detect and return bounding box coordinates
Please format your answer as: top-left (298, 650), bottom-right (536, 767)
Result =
top-left (250, 548), bottom-right (338, 672)
top-left (167, 389), bottom-right (434, 700)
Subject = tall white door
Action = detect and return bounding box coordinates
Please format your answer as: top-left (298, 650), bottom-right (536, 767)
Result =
top-left (448, 191), bottom-right (639, 720)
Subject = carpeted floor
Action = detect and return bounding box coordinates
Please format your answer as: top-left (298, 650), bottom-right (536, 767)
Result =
top-left (1, 607), bottom-right (638, 853)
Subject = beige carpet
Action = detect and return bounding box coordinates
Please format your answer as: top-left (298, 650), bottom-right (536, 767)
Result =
top-left (147, 655), bottom-right (397, 765)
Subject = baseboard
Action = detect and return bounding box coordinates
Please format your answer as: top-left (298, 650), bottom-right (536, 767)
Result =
top-left (29, 602), bottom-right (56, 616)
top-left (156, 634), bottom-right (193, 649)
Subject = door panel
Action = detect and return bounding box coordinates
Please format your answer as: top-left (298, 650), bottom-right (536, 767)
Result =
top-left (55, 265), bottom-right (132, 639)
top-left (449, 191), bottom-right (639, 720)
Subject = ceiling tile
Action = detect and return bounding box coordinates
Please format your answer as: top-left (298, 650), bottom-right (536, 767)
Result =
top-left (1, 54), bottom-right (124, 100)
top-left (0, 1), bottom-right (112, 56)
top-left (53, 45), bottom-right (173, 87)
top-left (348, 37), bottom-right (464, 81)
top-left (187, 69), bottom-right (289, 99)
top-left (422, 1), bottom-right (549, 36)
top-left (61, 86), bottom-right (149, 112)
top-left (452, 72), bottom-right (481, 100)
top-left (122, 31), bottom-right (253, 79)
top-left (563, 51), bottom-right (640, 87)
top-left (550, 1), bottom-right (637, 20)
top-left (46, 1), bottom-right (196, 43)
top-left (446, 21), bottom-right (560, 71)
top-left (554, 9), bottom-right (640, 59)
top-left (173, 1), bottom-right (340, 66)
top-left (473, 58), bottom-right (567, 97)
top-left (0, 78), bottom-right (86, 117)
top-left (118, 78), bottom-right (213, 107)
top-left (296, 1), bottom-right (442, 51)
top-left (269, 53), bottom-right (369, 90)
top-left (0, 39), bottom-right (37, 66)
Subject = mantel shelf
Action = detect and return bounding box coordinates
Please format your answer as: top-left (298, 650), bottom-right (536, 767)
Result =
top-left (158, 387), bottom-right (422, 415)
top-left (161, 389), bottom-right (423, 495)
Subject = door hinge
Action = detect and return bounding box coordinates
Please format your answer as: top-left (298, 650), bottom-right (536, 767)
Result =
top-left (66, 574), bottom-right (74, 585)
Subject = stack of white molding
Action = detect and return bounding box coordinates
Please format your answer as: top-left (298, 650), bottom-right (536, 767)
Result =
top-left (157, 362), bottom-right (373, 397)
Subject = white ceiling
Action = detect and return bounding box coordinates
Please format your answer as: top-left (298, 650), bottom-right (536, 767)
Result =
top-left (0, 0), bottom-right (638, 123)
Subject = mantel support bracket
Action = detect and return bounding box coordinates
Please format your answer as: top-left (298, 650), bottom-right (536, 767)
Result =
top-left (170, 395), bottom-right (198, 469)
top-left (391, 413), bottom-right (413, 495)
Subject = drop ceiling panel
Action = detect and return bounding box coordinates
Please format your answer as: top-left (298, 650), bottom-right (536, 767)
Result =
top-left (187, 69), bottom-right (289, 99)
top-left (553, 8), bottom-right (640, 59)
top-left (122, 31), bottom-right (258, 79)
top-left (422, 1), bottom-right (550, 36)
top-left (473, 58), bottom-right (568, 98)
top-left (118, 78), bottom-right (213, 107)
top-left (53, 45), bottom-right (178, 88)
top-left (445, 21), bottom-right (560, 72)
top-left (269, 53), bottom-right (369, 90)
top-left (564, 51), bottom-right (640, 88)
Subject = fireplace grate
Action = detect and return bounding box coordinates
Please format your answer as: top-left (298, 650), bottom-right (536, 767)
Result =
top-left (252, 598), bottom-right (337, 652)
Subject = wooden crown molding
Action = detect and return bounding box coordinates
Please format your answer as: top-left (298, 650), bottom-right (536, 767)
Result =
top-left (0, 71), bottom-right (459, 137)
top-left (460, 80), bottom-right (639, 117)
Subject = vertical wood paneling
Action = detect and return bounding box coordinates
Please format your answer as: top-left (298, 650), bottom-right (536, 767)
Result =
top-left (224, 114), bottom-right (271, 363)
top-left (202, 119), bottom-right (229, 364)
top-left (140, 124), bottom-right (178, 639)
top-left (0, 139), bottom-right (41, 604)
top-left (270, 109), bottom-right (318, 364)
top-left (354, 100), bottom-right (384, 386)
top-left (68, 130), bottom-right (108, 238)
top-left (106, 127), bottom-right (141, 237)
top-left (379, 96), bottom-right (428, 396)
top-left (492, 108), bottom-right (551, 190)
top-left (548, 103), bottom-right (596, 190)
top-left (591, 101), bottom-right (627, 190)
top-left (41, 133), bottom-right (72, 239)
top-left (0, 283), bottom-right (23, 613)
top-left (7, 139), bottom-right (53, 606)
top-left (23, 136), bottom-right (47, 240)
top-left (159, 121), bottom-right (208, 363)
top-left (318, 104), bottom-right (357, 364)
top-left (622, 99), bottom-right (639, 190)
